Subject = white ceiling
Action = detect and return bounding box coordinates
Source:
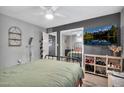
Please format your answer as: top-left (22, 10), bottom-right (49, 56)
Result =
top-left (0, 6), bottom-right (123, 28)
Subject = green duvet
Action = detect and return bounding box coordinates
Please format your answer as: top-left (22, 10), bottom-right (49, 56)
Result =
top-left (0, 59), bottom-right (83, 87)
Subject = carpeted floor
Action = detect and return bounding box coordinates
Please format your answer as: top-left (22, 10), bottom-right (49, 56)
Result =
top-left (82, 73), bottom-right (108, 87)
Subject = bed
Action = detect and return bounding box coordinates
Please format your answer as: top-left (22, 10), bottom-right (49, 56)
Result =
top-left (0, 56), bottom-right (83, 87)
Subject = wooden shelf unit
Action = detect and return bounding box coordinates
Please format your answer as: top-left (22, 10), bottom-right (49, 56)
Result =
top-left (84, 54), bottom-right (123, 77)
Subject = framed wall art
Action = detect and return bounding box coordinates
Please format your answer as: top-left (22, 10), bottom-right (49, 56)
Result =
top-left (8, 26), bottom-right (22, 47)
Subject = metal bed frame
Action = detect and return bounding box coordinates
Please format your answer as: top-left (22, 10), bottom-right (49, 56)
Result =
top-left (45, 55), bottom-right (82, 67)
top-left (67, 51), bottom-right (82, 61)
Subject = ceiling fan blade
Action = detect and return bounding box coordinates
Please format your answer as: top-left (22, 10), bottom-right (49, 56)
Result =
top-left (40, 6), bottom-right (47, 10)
top-left (51, 6), bottom-right (59, 11)
top-left (54, 13), bottom-right (66, 18)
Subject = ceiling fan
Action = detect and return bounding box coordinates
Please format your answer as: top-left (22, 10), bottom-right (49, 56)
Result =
top-left (38, 6), bottom-right (65, 20)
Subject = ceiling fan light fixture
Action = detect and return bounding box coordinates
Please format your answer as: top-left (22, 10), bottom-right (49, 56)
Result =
top-left (45, 13), bottom-right (54, 20)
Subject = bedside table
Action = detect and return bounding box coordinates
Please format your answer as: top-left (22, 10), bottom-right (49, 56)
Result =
top-left (108, 70), bottom-right (124, 87)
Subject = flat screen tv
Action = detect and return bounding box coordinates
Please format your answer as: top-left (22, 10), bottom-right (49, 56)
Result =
top-left (84, 25), bottom-right (118, 46)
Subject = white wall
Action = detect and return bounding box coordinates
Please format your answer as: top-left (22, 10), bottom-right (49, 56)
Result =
top-left (0, 13), bottom-right (46, 68)
top-left (121, 8), bottom-right (124, 57)
top-left (43, 32), bottom-right (49, 58)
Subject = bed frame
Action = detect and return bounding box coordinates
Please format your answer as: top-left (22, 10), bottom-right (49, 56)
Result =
top-left (45, 55), bottom-right (82, 67)
top-left (44, 55), bottom-right (83, 87)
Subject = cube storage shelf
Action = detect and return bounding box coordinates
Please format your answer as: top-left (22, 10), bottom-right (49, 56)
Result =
top-left (84, 54), bottom-right (124, 77)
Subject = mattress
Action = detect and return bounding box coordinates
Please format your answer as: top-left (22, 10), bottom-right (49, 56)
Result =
top-left (0, 59), bottom-right (83, 87)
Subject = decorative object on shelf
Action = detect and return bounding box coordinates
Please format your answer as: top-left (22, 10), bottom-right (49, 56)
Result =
top-left (108, 58), bottom-right (121, 71)
top-left (108, 63), bottom-right (121, 69)
top-left (95, 66), bottom-right (106, 75)
top-left (96, 60), bottom-right (106, 66)
top-left (8, 26), bottom-right (22, 46)
top-left (85, 56), bottom-right (94, 64)
top-left (85, 64), bottom-right (94, 72)
top-left (108, 45), bottom-right (122, 56)
top-left (96, 57), bottom-right (106, 66)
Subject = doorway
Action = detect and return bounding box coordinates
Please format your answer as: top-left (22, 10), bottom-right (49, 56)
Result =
top-left (49, 35), bottom-right (55, 56)
top-left (48, 32), bottom-right (57, 56)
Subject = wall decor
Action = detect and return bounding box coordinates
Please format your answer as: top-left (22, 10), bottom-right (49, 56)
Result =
top-left (8, 26), bottom-right (22, 46)
top-left (84, 25), bottom-right (118, 46)
top-left (108, 45), bottom-right (122, 56)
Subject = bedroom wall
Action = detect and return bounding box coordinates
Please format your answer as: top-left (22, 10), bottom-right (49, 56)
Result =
top-left (0, 13), bottom-right (46, 68)
top-left (121, 8), bottom-right (124, 57)
top-left (47, 13), bottom-right (120, 56)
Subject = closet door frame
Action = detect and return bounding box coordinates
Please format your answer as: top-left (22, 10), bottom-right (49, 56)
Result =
top-left (60, 27), bottom-right (84, 66)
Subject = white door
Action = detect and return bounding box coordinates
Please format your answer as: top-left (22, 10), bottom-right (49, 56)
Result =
top-left (48, 32), bottom-right (57, 56)
top-left (43, 32), bottom-right (49, 58)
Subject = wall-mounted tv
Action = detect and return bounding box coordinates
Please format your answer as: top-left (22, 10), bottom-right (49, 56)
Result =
top-left (84, 25), bottom-right (118, 46)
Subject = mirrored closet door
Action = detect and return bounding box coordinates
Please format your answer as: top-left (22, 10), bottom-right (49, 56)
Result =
top-left (60, 28), bottom-right (84, 65)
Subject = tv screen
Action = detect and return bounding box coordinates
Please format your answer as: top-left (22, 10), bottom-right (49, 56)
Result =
top-left (84, 25), bottom-right (118, 46)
